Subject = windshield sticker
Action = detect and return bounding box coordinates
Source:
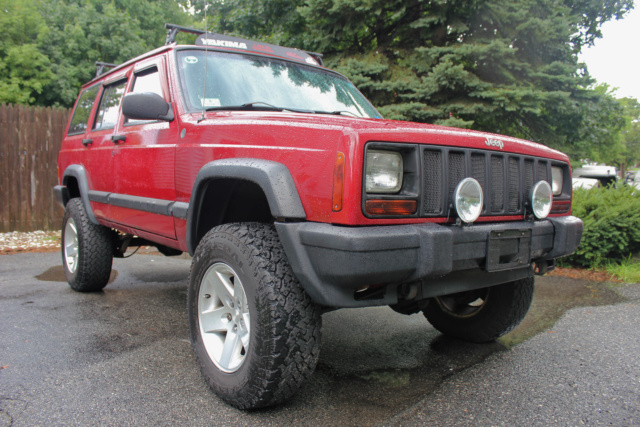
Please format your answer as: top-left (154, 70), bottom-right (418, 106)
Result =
top-left (184, 56), bottom-right (198, 64)
top-left (202, 98), bottom-right (221, 107)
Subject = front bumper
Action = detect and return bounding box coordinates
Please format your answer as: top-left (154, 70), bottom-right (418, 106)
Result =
top-left (276, 216), bottom-right (583, 308)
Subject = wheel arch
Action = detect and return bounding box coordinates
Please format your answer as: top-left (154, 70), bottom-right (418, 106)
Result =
top-left (57, 165), bottom-right (99, 224)
top-left (186, 158), bottom-right (306, 255)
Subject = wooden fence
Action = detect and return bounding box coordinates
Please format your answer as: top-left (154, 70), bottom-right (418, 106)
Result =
top-left (1, 104), bottom-right (71, 232)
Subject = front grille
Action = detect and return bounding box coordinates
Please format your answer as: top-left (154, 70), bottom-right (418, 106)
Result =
top-left (420, 147), bottom-right (551, 217)
top-left (422, 150), bottom-right (442, 214)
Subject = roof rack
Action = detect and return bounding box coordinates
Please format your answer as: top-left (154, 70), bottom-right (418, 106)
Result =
top-left (164, 23), bottom-right (324, 66)
top-left (95, 62), bottom-right (117, 78)
top-left (165, 23), bottom-right (205, 45)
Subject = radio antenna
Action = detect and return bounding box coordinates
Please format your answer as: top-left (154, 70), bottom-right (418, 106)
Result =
top-left (198, 0), bottom-right (209, 123)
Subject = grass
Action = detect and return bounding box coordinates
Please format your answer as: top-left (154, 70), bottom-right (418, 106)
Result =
top-left (605, 257), bottom-right (640, 284)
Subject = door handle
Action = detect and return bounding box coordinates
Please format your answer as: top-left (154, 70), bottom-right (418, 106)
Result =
top-left (81, 139), bottom-right (93, 146)
top-left (111, 135), bottom-right (127, 144)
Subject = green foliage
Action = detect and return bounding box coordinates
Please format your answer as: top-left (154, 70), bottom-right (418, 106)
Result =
top-left (1, 0), bottom-right (637, 163)
top-left (0, 0), bottom-right (194, 107)
top-left (566, 186), bottom-right (640, 268)
top-left (599, 97), bottom-right (640, 174)
top-left (0, 0), bottom-right (54, 104)
top-left (203, 0), bottom-right (634, 159)
top-left (605, 257), bottom-right (640, 284)
top-left (196, 0), bottom-right (308, 47)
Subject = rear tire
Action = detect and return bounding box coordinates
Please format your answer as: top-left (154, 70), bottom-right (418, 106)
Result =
top-left (422, 278), bottom-right (534, 343)
top-left (61, 198), bottom-right (115, 292)
top-left (188, 223), bottom-right (321, 409)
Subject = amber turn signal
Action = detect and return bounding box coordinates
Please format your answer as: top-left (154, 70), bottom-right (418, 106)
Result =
top-left (365, 199), bottom-right (417, 216)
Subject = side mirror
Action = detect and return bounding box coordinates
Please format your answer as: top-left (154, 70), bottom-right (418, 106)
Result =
top-left (122, 92), bottom-right (174, 122)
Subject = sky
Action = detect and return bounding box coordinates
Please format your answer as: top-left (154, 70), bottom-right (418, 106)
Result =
top-left (579, 6), bottom-right (640, 101)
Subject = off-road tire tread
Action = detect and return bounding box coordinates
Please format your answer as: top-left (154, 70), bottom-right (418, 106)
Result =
top-left (62, 198), bottom-right (115, 292)
top-left (423, 278), bottom-right (534, 343)
top-left (189, 223), bottom-right (321, 410)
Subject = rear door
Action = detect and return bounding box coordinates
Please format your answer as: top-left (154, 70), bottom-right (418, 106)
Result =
top-left (83, 74), bottom-right (128, 220)
top-left (110, 55), bottom-right (178, 239)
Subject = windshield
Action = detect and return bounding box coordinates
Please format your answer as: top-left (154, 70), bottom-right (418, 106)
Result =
top-left (176, 49), bottom-right (382, 119)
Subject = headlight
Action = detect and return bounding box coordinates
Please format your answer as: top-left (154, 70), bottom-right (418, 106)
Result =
top-left (454, 178), bottom-right (483, 223)
top-left (531, 180), bottom-right (552, 219)
top-left (551, 166), bottom-right (563, 196)
top-left (366, 150), bottom-right (403, 193)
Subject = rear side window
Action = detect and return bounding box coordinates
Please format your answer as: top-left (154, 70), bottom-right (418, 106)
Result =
top-left (67, 85), bottom-right (99, 135)
top-left (93, 80), bottom-right (127, 131)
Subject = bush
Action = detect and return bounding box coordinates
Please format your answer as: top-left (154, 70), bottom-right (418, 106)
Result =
top-left (565, 185), bottom-right (640, 268)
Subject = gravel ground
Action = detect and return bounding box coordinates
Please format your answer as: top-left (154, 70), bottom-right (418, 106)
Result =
top-left (0, 231), bottom-right (61, 255)
top-left (0, 230), bottom-right (164, 257)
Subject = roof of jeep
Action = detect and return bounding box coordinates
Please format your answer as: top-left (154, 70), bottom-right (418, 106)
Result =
top-left (83, 24), bottom-right (324, 88)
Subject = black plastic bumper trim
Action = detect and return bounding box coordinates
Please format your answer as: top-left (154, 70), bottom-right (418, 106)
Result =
top-left (276, 216), bottom-right (583, 308)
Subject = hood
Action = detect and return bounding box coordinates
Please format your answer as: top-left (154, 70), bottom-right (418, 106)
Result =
top-left (183, 111), bottom-right (569, 163)
top-left (345, 118), bottom-right (568, 162)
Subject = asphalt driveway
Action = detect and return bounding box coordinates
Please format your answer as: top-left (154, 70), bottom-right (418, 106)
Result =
top-left (1, 252), bottom-right (638, 426)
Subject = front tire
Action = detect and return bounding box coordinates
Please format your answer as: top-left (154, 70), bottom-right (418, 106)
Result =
top-left (61, 198), bottom-right (115, 292)
top-left (188, 223), bottom-right (321, 409)
top-left (422, 278), bottom-right (534, 343)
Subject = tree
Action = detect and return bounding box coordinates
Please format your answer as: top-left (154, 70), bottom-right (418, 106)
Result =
top-left (201, 0), bottom-right (634, 157)
top-left (36, 0), bottom-right (194, 107)
top-left (303, 0), bottom-right (634, 150)
top-left (0, 0), bottom-right (54, 104)
top-left (592, 95), bottom-right (640, 176)
top-left (0, 0), bottom-right (194, 107)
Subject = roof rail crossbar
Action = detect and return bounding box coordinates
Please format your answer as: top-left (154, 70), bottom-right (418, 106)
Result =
top-left (95, 62), bottom-right (118, 78)
top-left (165, 23), bottom-right (206, 45)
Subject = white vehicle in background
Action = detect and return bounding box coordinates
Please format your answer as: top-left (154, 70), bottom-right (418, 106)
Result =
top-left (572, 177), bottom-right (600, 190)
top-left (572, 165), bottom-right (618, 189)
top-left (624, 171), bottom-right (640, 190)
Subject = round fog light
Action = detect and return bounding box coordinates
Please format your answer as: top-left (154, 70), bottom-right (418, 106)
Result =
top-left (454, 178), bottom-right (483, 223)
top-left (531, 180), bottom-right (552, 219)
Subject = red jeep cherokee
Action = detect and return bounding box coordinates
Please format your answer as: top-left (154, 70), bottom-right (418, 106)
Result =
top-left (55, 24), bottom-right (583, 409)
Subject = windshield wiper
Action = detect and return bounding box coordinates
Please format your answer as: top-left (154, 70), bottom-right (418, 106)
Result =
top-left (314, 110), bottom-right (360, 117)
top-left (205, 102), bottom-right (313, 114)
top-left (205, 102), bottom-right (363, 117)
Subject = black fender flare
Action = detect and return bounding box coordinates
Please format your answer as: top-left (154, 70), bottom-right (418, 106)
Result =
top-left (55, 165), bottom-right (99, 225)
top-left (186, 158), bottom-right (306, 254)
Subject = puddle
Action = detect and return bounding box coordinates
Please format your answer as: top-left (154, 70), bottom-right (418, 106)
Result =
top-left (27, 261), bottom-right (633, 426)
top-left (260, 275), bottom-right (631, 426)
top-left (36, 265), bottom-right (118, 284)
top-left (499, 275), bottom-right (627, 347)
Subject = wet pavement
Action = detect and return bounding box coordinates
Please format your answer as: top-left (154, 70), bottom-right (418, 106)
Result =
top-left (1, 252), bottom-right (639, 426)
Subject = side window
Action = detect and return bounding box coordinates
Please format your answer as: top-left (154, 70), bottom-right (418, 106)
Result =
top-left (132, 67), bottom-right (163, 96)
top-left (126, 66), bottom-right (164, 125)
top-left (67, 85), bottom-right (100, 135)
top-left (93, 79), bottom-right (127, 131)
